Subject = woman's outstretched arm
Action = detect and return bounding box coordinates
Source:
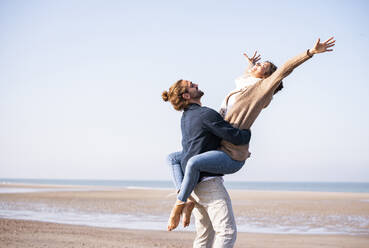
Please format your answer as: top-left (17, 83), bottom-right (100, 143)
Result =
top-left (262, 37), bottom-right (336, 94)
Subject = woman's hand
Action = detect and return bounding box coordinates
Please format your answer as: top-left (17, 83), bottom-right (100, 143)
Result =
top-left (309, 37), bottom-right (336, 54)
top-left (243, 51), bottom-right (261, 65)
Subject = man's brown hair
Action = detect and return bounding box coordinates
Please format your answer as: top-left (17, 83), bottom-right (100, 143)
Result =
top-left (162, 79), bottom-right (190, 111)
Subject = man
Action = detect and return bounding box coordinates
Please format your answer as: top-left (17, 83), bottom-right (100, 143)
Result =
top-left (162, 79), bottom-right (251, 247)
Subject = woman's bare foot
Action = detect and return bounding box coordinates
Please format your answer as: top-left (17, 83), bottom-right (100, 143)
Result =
top-left (167, 202), bottom-right (185, 231)
top-left (182, 200), bottom-right (195, 227)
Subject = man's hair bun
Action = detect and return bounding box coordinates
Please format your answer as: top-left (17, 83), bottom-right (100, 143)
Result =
top-left (162, 90), bottom-right (169, 102)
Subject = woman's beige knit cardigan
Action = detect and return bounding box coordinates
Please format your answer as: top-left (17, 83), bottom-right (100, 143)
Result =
top-left (220, 50), bottom-right (313, 161)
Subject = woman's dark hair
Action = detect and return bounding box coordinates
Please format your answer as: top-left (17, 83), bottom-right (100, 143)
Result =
top-left (265, 61), bottom-right (283, 95)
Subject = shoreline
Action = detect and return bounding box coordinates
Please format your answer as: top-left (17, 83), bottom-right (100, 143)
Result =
top-left (1, 218), bottom-right (369, 248)
top-left (2, 180), bottom-right (369, 193)
top-left (1, 183), bottom-right (369, 236)
top-left (2, 182), bottom-right (369, 194)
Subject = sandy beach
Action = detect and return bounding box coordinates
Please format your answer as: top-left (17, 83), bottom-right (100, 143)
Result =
top-left (1, 183), bottom-right (369, 247)
top-left (2, 218), bottom-right (369, 248)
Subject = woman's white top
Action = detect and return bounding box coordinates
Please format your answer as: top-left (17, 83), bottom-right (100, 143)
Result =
top-left (220, 74), bottom-right (260, 117)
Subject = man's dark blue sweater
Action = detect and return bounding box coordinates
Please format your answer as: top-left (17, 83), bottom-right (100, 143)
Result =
top-left (180, 103), bottom-right (251, 177)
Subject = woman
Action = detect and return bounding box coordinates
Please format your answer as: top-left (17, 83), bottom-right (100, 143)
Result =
top-left (165, 37), bottom-right (336, 231)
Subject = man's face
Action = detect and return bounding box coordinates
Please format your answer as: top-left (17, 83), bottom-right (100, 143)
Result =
top-left (182, 80), bottom-right (204, 100)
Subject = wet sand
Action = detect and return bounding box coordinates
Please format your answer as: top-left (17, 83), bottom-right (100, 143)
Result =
top-left (1, 183), bottom-right (369, 247)
top-left (1, 219), bottom-right (369, 248)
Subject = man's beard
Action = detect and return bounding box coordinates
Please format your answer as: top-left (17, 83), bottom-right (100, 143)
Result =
top-left (191, 90), bottom-right (204, 100)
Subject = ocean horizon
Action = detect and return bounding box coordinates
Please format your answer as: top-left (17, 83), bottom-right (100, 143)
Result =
top-left (1, 178), bottom-right (369, 193)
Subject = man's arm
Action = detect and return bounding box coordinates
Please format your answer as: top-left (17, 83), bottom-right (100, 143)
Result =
top-left (202, 109), bottom-right (251, 145)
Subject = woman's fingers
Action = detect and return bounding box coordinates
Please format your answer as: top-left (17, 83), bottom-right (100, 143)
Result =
top-left (314, 38), bottom-right (320, 48)
top-left (323, 37), bottom-right (334, 44)
top-left (251, 51), bottom-right (261, 63)
top-left (244, 51), bottom-right (262, 63)
top-left (243, 54), bottom-right (252, 62)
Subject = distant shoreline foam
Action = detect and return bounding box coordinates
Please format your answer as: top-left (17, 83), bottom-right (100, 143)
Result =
top-left (1, 179), bottom-right (369, 193)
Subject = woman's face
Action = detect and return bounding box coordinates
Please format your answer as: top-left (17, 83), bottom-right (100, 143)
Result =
top-left (250, 62), bottom-right (271, 78)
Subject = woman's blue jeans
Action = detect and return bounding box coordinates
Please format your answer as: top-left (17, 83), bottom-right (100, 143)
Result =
top-left (167, 151), bottom-right (184, 192)
top-left (167, 150), bottom-right (245, 202)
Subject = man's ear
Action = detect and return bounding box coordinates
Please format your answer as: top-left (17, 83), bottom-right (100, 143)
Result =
top-left (182, 92), bottom-right (190, 100)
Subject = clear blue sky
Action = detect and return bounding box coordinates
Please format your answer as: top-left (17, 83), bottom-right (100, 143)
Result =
top-left (1, 0), bottom-right (368, 182)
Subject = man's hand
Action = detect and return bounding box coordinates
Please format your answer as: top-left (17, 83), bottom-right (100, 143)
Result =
top-left (243, 51), bottom-right (261, 65)
top-left (309, 37), bottom-right (336, 55)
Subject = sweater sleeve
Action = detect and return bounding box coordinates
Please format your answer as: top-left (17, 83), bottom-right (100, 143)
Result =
top-left (261, 50), bottom-right (313, 95)
top-left (202, 109), bottom-right (251, 145)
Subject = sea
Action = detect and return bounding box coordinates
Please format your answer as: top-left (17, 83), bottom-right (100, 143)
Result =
top-left (1, 178), bottom-right (369, 193)
top-left (1, 178), bottom-right (369, 235)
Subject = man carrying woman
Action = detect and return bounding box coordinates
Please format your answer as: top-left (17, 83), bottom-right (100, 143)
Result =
top-left (162, 37), bottom-right (335, 247)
